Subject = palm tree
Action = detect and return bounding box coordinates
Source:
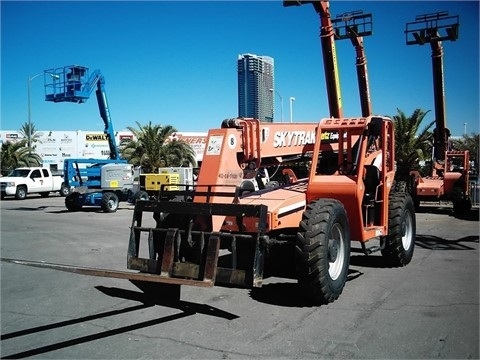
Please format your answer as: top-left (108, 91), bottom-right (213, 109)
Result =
top-left (120, 121), bottom-right (196, 173)
top-left (19, 121), bottom-right (42, 153)
top-left (1, 140), bottom-right (42, 175)
top-left (159, 139), bottom-right (197, 167)
top-left (392, 108), bottom-right (435, 176)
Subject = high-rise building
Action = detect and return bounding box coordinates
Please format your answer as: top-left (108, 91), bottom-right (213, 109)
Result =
top-left (237, 53), bottom-right (274, 122)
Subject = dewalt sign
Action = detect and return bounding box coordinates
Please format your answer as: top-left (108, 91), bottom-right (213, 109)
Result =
top-left (86, 134), bottom-right (108, 141)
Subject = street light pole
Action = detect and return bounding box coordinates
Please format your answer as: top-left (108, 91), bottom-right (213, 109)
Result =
top-left (27, 73), bottom-right (43, 153)
top-left (276, 91), bottom-right (284, 122)
top-left (289, 96), bottom-right (295, 123)
top-left (464, 122), bottom-right (467, 136)
top-left (269, 89), bottom-right (284, 122)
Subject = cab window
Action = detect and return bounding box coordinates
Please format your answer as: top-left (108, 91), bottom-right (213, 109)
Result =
top-left (31, 170), bottom-right (41, 179)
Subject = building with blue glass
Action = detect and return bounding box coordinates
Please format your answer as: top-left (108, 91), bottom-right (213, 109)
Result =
top-left (237, 53), bottom-right (274, 122)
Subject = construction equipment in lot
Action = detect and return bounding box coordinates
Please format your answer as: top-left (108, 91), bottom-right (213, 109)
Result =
top-left (122, 1), bottom-right (413, 303)
top-left (2, 115), bottom-right (415, 304)
top-left (133, 167), bottom-right (196, 202)
top-left (125, 114), bottom-right (415, 304)
top-left (62, 158), bottom-right (134, 212)
top-left (1, 0), bottom-right (415, 305)
top-left (403, 12), bottom-right (472, 215)
top-left (44, 65), bottom-right (134, 213)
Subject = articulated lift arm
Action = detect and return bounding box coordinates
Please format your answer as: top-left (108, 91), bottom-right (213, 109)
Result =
top-left (44, 65), bottom-right (119, 160)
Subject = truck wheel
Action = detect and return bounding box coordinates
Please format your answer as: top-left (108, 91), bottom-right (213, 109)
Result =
top-left (15, 186), bottom-right (27, 200)
top-left (296, 199), bottom-right (350, 304)
top-left (381, 193), bottom-right (415, 266)
top-left (134, 190), bottom-right (149, 202)
top-left (60, 184), bottom-right (70, 197)
top-left (40, 192), bottom-right (50, 198)
top-left (452, 185), bottom-right (471, 216)
top-left (102, 192), bottom-right (119, 213)
top-left (65, 193), bottom-right (82, 211)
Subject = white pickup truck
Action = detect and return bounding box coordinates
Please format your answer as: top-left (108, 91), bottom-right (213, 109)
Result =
top-left (0, 167), bottom-right (70, 200)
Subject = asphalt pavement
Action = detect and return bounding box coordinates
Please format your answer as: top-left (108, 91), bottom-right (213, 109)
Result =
top-left (1, 195), bottom-right (478, 359)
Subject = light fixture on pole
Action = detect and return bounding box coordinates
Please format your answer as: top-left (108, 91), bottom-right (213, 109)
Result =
top-left (289, 96), bottom-right (295, 123)
top-left (269, 88), bottom-right (284, 122)
top-left (28, 72), bottom-right (59, 154)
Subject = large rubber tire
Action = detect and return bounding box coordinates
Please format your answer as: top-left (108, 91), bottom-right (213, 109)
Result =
top-left (134, 190), bottom-right (149, 203)
top-left (59, 183), bottom-right (70, 197)
top-left (452, 185), bottom-right (472, 216)
top-left (393, 180), bottom-right (412, 194)
top-left (296, 199), bottom-right (351, 304)
top-left (101, 192), bottom-right (119, 213)
top-left (15, 186), bottom-right (27, 200)
top-left (65, 192), bottom-right (82, 211)
top-left (381, 193), bottom-right (415, 266)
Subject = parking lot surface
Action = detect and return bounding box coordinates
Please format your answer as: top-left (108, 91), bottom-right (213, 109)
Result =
top-left (1, 195), bottom-right (478, 359)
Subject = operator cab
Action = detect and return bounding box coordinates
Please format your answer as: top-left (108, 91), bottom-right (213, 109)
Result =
top-left (310, 117), bottom-right (392, 230)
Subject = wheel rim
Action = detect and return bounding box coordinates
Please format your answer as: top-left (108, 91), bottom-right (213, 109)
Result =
top-left (108, 198), bottom-right (117, 209)
top-left (402, 210), bottom-right (413, 250)
top-left (328, 223), bottom-right (345, 280)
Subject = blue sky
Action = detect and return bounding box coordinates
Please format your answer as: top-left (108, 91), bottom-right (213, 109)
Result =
top-left (1, 1), bottom-right (479, 137)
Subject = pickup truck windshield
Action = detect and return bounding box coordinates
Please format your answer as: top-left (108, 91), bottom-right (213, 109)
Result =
top-left (7, 169), bottom-right (31, 177)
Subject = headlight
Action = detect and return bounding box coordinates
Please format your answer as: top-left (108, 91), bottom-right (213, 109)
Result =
top-left (1, 182), bottom-right (15, 187)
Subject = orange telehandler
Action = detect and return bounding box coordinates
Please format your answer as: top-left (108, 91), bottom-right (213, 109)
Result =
top-left (122, 0), bottom-right (414, 304)
top-left (1, 0), bottom-right (416, 304)
top-left (403, 11), bottom-right (471, 215)
top-left (123, 115), bottom-right (415, 304)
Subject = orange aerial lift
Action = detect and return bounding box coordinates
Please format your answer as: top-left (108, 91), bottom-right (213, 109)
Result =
top-left (405, 11), bottom-right (471, 214)
top-left (1, 0), bottom-right (416, 305)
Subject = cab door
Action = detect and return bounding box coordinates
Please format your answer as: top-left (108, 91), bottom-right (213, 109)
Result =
top-left (29, 169), bottom-right (47, 193)
top-left (41, 168), bottom-right (54, 191)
